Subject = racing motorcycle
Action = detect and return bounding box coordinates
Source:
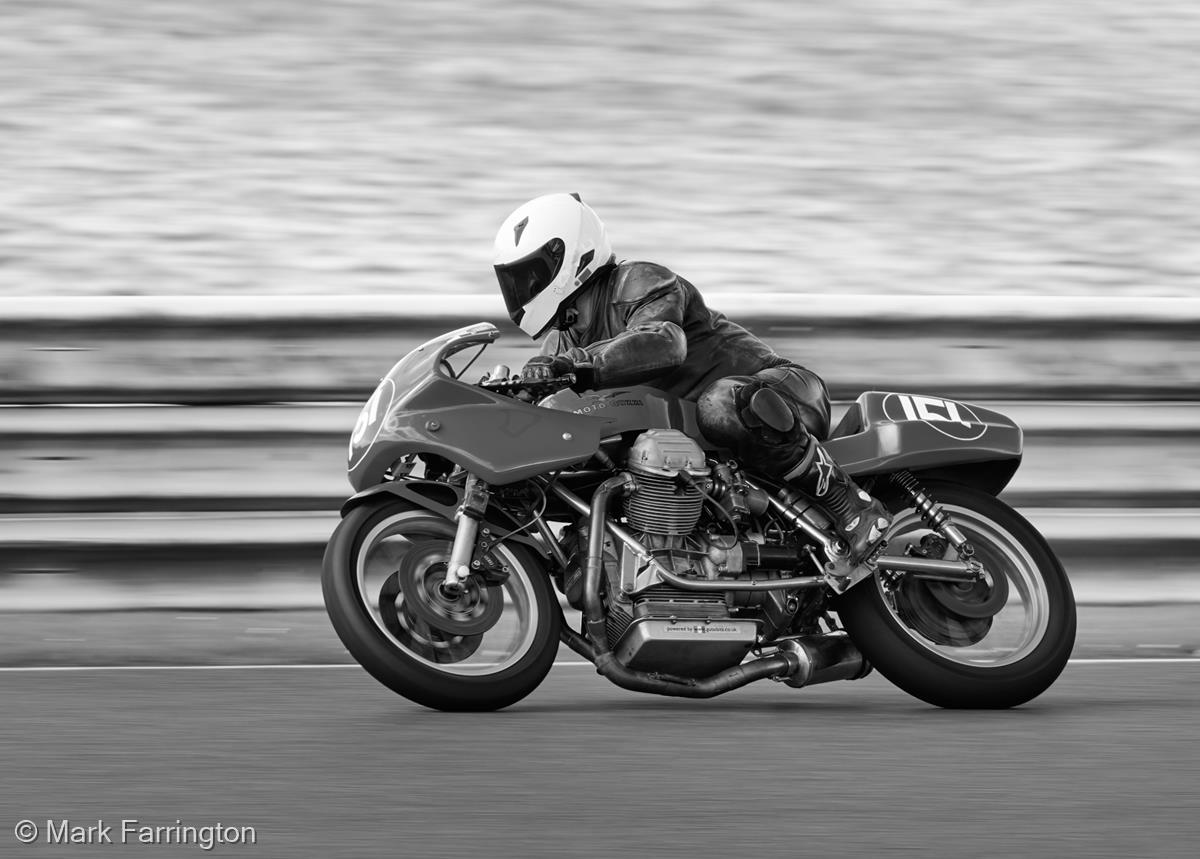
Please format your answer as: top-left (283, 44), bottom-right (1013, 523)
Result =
top-left (323, 322), bottom-right (1076, 711)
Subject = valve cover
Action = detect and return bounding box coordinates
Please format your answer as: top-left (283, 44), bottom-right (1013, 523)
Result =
top-left (625, 428), bottom-right (708, 478)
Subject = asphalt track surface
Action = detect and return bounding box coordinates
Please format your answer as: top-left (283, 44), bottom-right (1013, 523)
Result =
top-left (3, 659), bottom-right (1198, 858)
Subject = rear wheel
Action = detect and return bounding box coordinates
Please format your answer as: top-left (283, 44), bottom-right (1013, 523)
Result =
top-left (322, 499), bottom-right (560, 711)
top-left (835, 481), bottom-right (1076, 708)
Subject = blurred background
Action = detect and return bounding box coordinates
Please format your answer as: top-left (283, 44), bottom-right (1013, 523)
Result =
top-left (3, 0), bottom-right (1200, 299)
top-left (2, 0), bottom-right (1197, 621)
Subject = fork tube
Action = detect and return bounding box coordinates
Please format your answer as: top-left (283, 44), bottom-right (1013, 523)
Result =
top-left (442, 474), bottom-right (489, 593)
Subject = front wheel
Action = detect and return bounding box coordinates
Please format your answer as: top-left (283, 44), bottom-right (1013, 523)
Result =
top-left (322, 499), bottom-right (560, 711)
top-left (835, 481), bottom-right (1076, 709)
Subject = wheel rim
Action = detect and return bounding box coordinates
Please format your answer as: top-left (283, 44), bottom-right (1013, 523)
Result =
top-left (875, 503), bottom-right (1051, 667)
top-left (355, 511), bottom-right (540, 676)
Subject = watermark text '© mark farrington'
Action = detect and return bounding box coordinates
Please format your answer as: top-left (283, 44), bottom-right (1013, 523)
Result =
top-left (13, 818), bottom-right (258, 850)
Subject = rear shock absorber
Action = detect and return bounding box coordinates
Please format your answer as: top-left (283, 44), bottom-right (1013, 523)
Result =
top-left (890, 471), bottom-right (974, 559)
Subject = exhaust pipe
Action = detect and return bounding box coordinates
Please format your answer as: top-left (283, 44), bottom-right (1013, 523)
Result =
top-left (580, 474), bottom-right (637, 653)
top-left (775, 632), bottom-right (871, 688)
top-left (557, 617), bottom-right (802, 698)
top-left (557, 601), bottom-right (865, 698)
top-left (592, 650), bottom-right (800, 699)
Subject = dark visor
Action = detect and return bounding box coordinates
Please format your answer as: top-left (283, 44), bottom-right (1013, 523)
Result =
top-left (494, 238), bottom-right (565, 325)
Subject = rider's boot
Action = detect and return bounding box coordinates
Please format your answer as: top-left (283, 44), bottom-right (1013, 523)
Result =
top-left (739, 385), bottom-right (891, 566)
top-left (781, 439), bottom-right (892, 566)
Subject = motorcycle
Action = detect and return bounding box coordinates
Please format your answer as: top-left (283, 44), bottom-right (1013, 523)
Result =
top-left (323, 322), bottom-right (1076, 711)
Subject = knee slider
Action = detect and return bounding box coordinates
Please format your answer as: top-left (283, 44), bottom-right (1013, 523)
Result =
top-left (739, 384), bottom-right (795, 434)
top-left (697, 379), bottom-right (809, 450)
top-left (735, 381), bottom-right (806, 448)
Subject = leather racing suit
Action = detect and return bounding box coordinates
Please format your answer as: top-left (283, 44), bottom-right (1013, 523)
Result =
top-left (540, 261), bottom-right (831, 475)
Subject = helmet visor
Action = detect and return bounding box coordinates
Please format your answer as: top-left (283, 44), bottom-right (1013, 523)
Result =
top-left (494, 238), bottom-right (565, 327)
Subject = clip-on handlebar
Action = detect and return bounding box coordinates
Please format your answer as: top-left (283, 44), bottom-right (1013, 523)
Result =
top-left (478, 374), bottom-right (577, 401)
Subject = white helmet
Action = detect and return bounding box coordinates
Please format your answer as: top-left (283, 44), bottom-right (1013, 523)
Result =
top-left (493, 193), bottom-right (614, 338)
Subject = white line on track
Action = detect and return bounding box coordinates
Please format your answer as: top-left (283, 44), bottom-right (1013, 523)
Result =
top-left (1, 658), bottom-right (1200, 672)
top-left (1068, 657), bottom-right (1200, 665)
top-left (0, 663), bottom-right (359, 672)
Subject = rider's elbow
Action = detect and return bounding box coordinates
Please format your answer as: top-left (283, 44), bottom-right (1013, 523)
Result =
top-left (631, 320), bottom-right (687, 369)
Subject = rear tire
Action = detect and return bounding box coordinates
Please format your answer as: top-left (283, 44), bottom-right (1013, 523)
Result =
top-left (836, 481), bottom-right (1076, 709)
top-left (322, 499), bottom-right (560, 711)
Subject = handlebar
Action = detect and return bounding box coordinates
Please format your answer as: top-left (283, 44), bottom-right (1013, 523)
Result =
top-left (478, 374), bottom-right (577, 400)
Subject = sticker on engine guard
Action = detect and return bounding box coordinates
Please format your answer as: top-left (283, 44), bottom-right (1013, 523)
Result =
top-left (882, 394), bottom-right (987, 442)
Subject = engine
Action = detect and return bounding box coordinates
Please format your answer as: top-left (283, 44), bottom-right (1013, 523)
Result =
top-left (557, 429), bottom-right (817, 677)
top-left (606, 430), bottom-right (760, 677)
top-left (623, 429), bottom-right (709, 534)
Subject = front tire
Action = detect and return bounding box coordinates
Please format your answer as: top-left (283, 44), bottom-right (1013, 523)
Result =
top-left (322, 499), bottom-right (560, 711)
top-left (836, 481), bottom-right (1076, 709)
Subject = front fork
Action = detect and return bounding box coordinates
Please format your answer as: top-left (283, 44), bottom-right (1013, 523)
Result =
top-left (441, 473), bottom-right (490, 595)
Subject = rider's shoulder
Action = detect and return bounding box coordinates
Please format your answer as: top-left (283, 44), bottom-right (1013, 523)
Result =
top-left (610, 260), bottom-right (684, 304)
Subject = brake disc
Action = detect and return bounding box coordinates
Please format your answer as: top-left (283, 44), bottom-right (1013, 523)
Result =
top-left (378, 571), bottom-right (483, 664)
top-left (925, 566), bottom-right (1009, 620)
top-left (894, 576), bottom-right (992, 647)
top-left (394, 540), bottom-right (504, 637)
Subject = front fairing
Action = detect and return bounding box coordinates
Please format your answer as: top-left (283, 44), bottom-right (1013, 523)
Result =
top-left (348, 323), bottom-right (605, 489)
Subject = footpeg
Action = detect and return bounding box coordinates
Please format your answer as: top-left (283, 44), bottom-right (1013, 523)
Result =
top-left (820, 532), bottom-right (888, 594)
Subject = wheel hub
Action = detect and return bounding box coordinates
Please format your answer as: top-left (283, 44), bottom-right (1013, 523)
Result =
top-left (894, 576), bottom-right (993, 646)
top-left (395, 540), bottom-right (504, 637)
top-left (377, 570), bottom-right (483, 664)
top-left (925, 570), bottom-right (1009, 620)
top-left (890, 532), bottom-right (1010, 644)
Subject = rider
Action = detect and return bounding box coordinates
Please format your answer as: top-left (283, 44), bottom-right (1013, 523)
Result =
top-left (492, 192), bottom-right (891, 567)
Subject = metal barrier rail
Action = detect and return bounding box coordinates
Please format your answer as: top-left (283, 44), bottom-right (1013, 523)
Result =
top-left (4, 294), bottom-right (1199, 403)
top-left (4, 403), bottom-right (1199, 513)
top-left (2, 296), bottom-right (1196, 607)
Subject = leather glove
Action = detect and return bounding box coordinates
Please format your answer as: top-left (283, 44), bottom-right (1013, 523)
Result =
top-left (520, 355), bottom-right (595, 391)
top-left (520, 354), bottom-right (572, 383)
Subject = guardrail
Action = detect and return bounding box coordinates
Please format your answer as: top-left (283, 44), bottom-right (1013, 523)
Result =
top-left (2, 296), bottom-right (1196, 608)
top-left (4, 402), bottom-right (1198, 513)
top-left (4, 294), bottom-right (1199, 403)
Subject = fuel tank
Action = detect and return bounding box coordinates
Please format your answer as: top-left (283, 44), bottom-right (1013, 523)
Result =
top-left (540, 387), bottom-right (714, 446)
